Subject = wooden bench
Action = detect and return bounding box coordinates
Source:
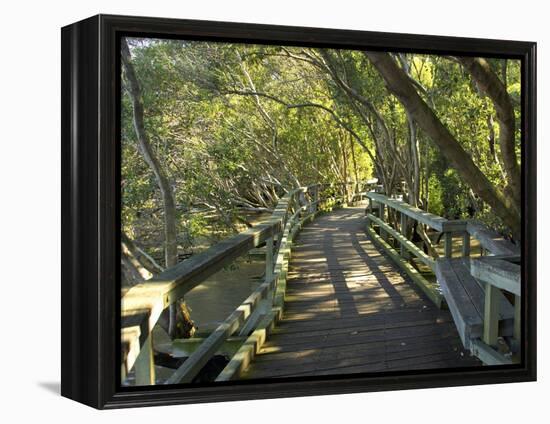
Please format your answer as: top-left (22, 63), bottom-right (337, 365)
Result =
top-left (364, 193), bottom-right (520, 364)
top-left (435, 257), bottom-right (515, 349)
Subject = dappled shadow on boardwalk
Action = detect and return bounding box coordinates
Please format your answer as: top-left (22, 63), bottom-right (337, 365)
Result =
top-left (322, 228), bottom-right (361, 318)
top-left (240, 206), bottom-right (480, 380)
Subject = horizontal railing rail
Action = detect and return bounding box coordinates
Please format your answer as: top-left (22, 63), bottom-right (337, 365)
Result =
top-left (366, 213), bottom-right (436, 271)
top-left (466, 221), bottom-right (520, 257)
top-left (367, 192), bottom-right (466, 233)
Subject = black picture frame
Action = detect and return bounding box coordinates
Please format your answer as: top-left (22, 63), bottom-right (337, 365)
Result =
top-left (61, 14), bottom-right (537, 409)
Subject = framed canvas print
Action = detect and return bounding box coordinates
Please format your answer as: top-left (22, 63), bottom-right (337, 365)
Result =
top-left (61, 14), bottom-right (536, 409)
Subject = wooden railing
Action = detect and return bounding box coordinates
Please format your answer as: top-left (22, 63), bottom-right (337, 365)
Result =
top-left (365, 192), bottom-right (469, 306)
top-left (121, 182), bottom-right (368, 385)
top-left (364, 192), bottom-right (521, 365)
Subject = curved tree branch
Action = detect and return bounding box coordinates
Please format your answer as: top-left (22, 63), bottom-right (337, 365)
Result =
top-left (222, 89), bottom-right (377, 163)
top-left (366, 51), bottom-right (520, 238)
top-left (457, 57), bottom-right (521, 209)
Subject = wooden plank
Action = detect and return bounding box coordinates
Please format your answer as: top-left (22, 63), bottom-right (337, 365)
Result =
top-left (467, 221), bottom-right (520, 256)
top-left (253, 332), bottom-right (461, 367)
top-left (470, 256), bottom-right (521, 296)
top-left (120, 310), bottom-right (153, 378)
top-left (444, 232), bottom-right (453, 258)
top-left (246, 340), bottom-right (468, 379)
top-left (284, 288), bottom-right (422, 307)
top-left (282, 305), bottom-right (432, 322)
top-left (252, 331), bottom-right (464, 367)
top-left (435, 258), bottom-right (482, 347)
top-left (272, 317), bottom-right (454, 340)
top-left (268, 318), bottom-right (455, 344)
top-left (275, 309), bottom-right (440, 332)
top-left (265, 236), bottom-right (274, 281)
top-left (169, 337), bottom-right (246, 358)
top-left (483, 283), bottom-right (500, 347)
top-left (284, 279), bottom-right (410, 291)
top-left (121, 326), bottom-right (141, 382)
top-left (241, 235), bottom-right (279, 337)
top-left (367, 192), bottom-right (457, 232)
top-left (258, 323), bottom-right (460, 355)
top-left (285, 273), bottom-right (407, 285)
top-left (134, 334), bottom-right (155, 385)
top-left (283, 295), bottom-right (426, 311)
top-left (462, 232), bottom-right (471, 257)
top-left (450, 258), bottom-right (485, 318)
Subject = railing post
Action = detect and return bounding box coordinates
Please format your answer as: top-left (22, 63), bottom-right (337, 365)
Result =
top-left (400, 212), bottom-right (408, 258)
top-left (483, 283), bottom-right (500, 347)
top-left (135, 334), bottom-right (155, 386)
top-left (265, 233), bottom-right (276, 310)
top-left (462, 231), bottom-right (471, 257)
top-left (379, 203), bottom-right (386, 240)
top-left (265, 236), bottom-right (274, 282)
top-left (313, 185), bottom-right (319, 213)
top-left (444, 232), bottom-right (453, 258)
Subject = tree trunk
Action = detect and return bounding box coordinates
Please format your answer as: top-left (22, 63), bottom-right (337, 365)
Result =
top-left (121, 39), bottom-right (195, 338)
top-left (349, 132), bottom-right (360, 188)
top-left (121, 232), bottom-right (164, 275)
top-left (365, 52), bottom-right (520, 239)
top-left (457, 57), bottom-right (521, 212)
top-left (121, 254), bottom-right (150, 286)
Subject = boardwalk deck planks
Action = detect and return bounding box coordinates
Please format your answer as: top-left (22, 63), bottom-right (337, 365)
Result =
top-left (241, 207), bottom-right (479, 379)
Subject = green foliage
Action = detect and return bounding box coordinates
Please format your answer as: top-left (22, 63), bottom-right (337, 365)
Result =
top-left (427, 174), bottom-right (444, 217)
top-left (121, 37), bottom-right (521, 270)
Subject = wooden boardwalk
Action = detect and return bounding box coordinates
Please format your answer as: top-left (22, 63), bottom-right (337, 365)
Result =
top-left (241, 206), bottom-right (480, 379)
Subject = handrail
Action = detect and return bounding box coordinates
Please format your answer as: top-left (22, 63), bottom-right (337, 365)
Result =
top-left (364, 191), bottom-right (520, 365)
top-left (466, 221), bottom-right (520, 256)
top-left (366, 192), bottom-right (466, 232)
top-left (470, 256), bottom-right (520, 296)
top-left (365, 192), bottom-right (519, 258)
top-left (121, 181), bottom-right (368, 385)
